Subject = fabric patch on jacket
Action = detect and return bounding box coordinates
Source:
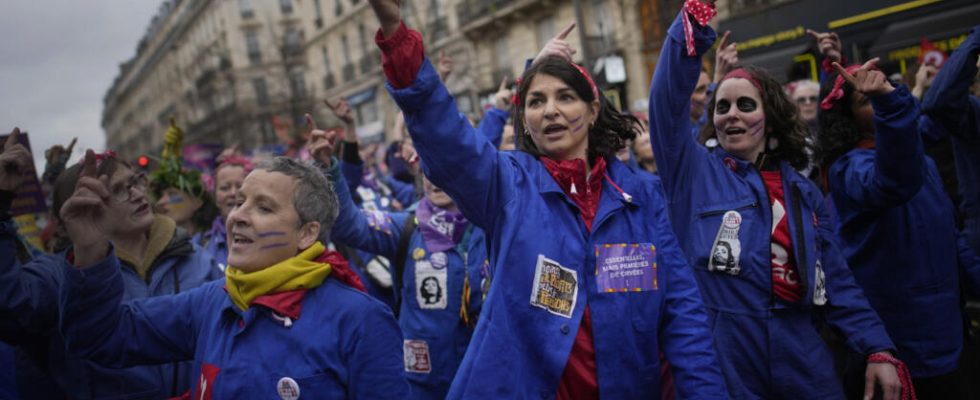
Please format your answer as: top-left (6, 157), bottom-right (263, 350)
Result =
top-left (595, 243), bottom-right (658, 292)
top-left (813, 260), bottom-right (827, 305)
top-left (193, 362), bottom-right (220, 400)
top-left (415, 260), bottom-right (447, 310)
top-left (404, 339), bottom-right (432, 373)
top-left (709, 211), bottom-right (742, 275)
top-left (529, 255), bottom-right (578, 318)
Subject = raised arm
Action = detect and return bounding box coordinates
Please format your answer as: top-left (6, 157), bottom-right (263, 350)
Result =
top-left (59, 250), bottom-right (206, 367)
top-left (922, 25), bottom-right (980, 138)
top-left (368, 0), bottom-right (515, 230)
top-left (476, 77), bottom-right (513, 148)
top-left (647, 7), bottom-right (717, 200)
top-left (830, 60), bottom-right (924, 208)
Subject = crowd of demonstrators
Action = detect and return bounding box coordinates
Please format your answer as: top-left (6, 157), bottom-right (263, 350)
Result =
top-left (3, 1), bottom-right (980, 398)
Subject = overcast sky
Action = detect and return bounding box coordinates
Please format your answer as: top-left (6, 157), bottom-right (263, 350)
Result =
top-left (0, 0), bottom-right (161, 173)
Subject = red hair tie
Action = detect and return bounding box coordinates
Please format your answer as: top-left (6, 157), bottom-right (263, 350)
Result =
top-left (512, 77), bottom-right (524, 106)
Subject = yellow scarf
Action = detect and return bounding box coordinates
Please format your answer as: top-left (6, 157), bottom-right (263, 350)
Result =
top-left (116, 215), bottom-right (176, 280)
top-left (225, 242), bottom-right (332, 311)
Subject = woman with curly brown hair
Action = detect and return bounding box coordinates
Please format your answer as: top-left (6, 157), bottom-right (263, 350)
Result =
top-left (648, 2), bottom-right (905, 398)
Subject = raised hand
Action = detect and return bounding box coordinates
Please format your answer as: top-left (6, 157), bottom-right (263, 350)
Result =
top-left (437, 51), bottom-right (454, 82)
top-left (833, 58), bottom-right (894, 97)
top-left (912, 63), bottom-right (938, 99)
top-left (59, 150), bottom-right (112, 266)
top-left (306, 113), bottom-right (339, 167)
top-left (0, 128), bottom-right (32, 193)
top-left (367, 0), bottom-right (402, 38)
top-left (713, 30), bottom-right (738, 83)
top-left (807, 29), bottom-right (842, 62)
top-left (533, 22), bottom-right (577, 66)
top-left (494, 77), bottom-right (513, 111)
top-left (325, 98), bottom-right (355, 126)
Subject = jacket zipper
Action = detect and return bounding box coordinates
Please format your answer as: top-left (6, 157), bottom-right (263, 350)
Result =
top-left (790, 184), bottom-right (809, 300)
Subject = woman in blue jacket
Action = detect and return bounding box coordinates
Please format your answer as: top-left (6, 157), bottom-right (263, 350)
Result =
top-left (366, 1), bottom-right (726, 398)
top-left (647, 3), bottom-right (902, 399)
top-left (319, 149), bottom-right (488, 400)
top-left (818, 57), bottom-right (980, 398)
top-left (0, 132), bottom-right (221, 399)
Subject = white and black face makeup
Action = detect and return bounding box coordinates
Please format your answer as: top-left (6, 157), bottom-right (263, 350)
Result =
top-left (713, 78), bottom-right (767, 163)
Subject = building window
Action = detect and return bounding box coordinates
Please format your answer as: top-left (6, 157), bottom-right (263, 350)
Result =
top-left (537, 16), bottom-right (556, 50)
top-left (253, 78), bottom-right (269, 106)
top-left (314, 0), bottom-right (324, 27)
top-left (246, 31), bottom-right (261, 65)
top-left (289, 71), bottom-right (307, 99)
top-left (322, 45), bottom-right (332, 73)
top-left (334, 0), bottom-right (343, 16)
top-left (355, 99), bottom-right (379, 124)
top-left (280, 0), bottom-right (294, 14)
top-left (239, 0), bottom-right (254, 19)
top-left (284, 28), bottom-right (302, 56)
top-left (341, 34), bottom-right (352, 65)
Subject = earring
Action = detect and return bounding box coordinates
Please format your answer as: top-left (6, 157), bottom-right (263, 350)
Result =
top-left (768, 137), bottom-right (779, 150)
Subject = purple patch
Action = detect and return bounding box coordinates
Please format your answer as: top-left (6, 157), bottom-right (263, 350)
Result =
top-left (595, 243), bottom-right (658, 293)
top-left (259, 243), bottom-right (290, 250)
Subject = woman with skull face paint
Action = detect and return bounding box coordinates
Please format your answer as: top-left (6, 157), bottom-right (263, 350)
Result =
top-left (648, 3), bottom-right (905, 399)
top-left (309, 111), bottom-right (490, 400)
top-left (366, 0), bottom-right (726, 398)
top-left (817, 53), bottom-right (980, 398)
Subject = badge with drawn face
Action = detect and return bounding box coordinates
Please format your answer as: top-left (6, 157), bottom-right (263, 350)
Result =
top-left (813, 260), bottom-right (827, 305)
top-left (708, 211), bottom-right (742, 276)
top-left (430, 252), bottom-right (448, 269)
top-left (415, 260), bottom-right (447, 310)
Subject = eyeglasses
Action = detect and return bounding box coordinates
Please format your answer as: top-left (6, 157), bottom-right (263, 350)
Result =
top-left (795, 96), bottom-right (819, 105)
top-left (110, 173), bottom-right (149, 202)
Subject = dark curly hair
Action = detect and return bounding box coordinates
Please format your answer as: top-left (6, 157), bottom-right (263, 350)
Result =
top-left (815, 72), bottom-right (870, 168)
top-left (699, 65), bottom-right (809, 170)
top-left (513, 57), bottom-right (641, 161)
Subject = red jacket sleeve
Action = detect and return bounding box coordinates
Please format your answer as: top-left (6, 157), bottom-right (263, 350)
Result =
top-left (375, 22), bottom-right (425, 89)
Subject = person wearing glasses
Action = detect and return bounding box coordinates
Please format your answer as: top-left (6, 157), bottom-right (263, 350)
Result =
top-left (0, 129), bottom-right (221, 399)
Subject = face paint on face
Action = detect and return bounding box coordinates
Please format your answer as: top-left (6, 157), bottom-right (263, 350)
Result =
top-left (713, 78), bottom-right (768, 163)
top-left (522, 73), bottom-right (598, 161)
top-left (226, 170), bottom-right (317, 272)
top-left (154, 187), bottom-right (202, 227)
top-left (215, 165), bottom-right (247, 221)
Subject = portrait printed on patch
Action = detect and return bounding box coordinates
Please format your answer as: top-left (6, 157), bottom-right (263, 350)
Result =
top-left (415, 260), bottom-right (448, 310)
top-left (708, 210), bottom-right (743, 275)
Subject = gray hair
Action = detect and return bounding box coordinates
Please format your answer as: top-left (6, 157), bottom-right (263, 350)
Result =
top-left (253, 157), bottom-right (339, 244)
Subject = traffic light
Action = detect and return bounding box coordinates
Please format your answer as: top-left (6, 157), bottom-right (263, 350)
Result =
top-left (138, 155), bottom-right (150, 169)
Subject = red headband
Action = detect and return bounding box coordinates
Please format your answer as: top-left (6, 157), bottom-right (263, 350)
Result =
top-left (514, 62), bottom-right (600, 107)
top-left (820, 64), bottom-right (869, 111)
top-left (720, 68), bottom-right (765, 99)
top-left (570, 63), bottom-right (599, 101)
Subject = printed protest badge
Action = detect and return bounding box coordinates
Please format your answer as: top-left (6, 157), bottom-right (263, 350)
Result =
top-left (813, 260), bottom-right (827, 305)
top-left (595, 243), bottom-right (658, 293)
top-left (529, 254), bottom-right (578, 318)
top-left (430, 251), bottom-right (448, 269)
top-left (415, 260), bottom-right (448, 310)
top-left (708, 211), bottom-right (742, 275)
top-left (404, 339), bottom-right (432, 373)
top-left (362, 208), bottom-right (393, 235)
top-left (276, 377), bottom-right (300, 400)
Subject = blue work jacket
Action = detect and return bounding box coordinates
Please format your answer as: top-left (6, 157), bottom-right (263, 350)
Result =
top-left (387, 57), bottom-right (727, 398)
top-left (828, 83), bottom-right (976, 377)
top-left (59, 250), bottom-right (410, 399)
top-left (648, 11), bottom-right (894, 398)
top-left (327, 162), bottom-right (488, 400)
top-left (0, 216), bottom-right (220, 399)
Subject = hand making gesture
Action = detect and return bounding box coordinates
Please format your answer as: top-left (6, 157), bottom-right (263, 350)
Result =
top-left (59, 150), bottom-right (113, 266)
top-left (533, 22), bottom-right (577, 66)
top-left (306, 113), bottom-right (340, 168)
top-left (833, 58), bottom-right (894, 97)
top-left (0, 128), bottom-right (32, 193)
top-left (807, 29), bottom-right (843, 63)
top-left (713, 31), bottom-right (738, 83)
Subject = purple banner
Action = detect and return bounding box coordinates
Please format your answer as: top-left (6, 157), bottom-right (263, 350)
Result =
top-left (595, 243), bottom-right (658, 293)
